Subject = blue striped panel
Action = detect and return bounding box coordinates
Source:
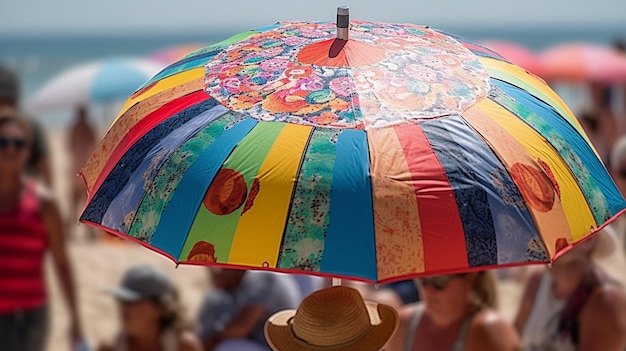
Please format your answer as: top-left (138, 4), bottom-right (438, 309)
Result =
top-left (420, 115), bottom-right (539, 266)
top-left (320, 129), bottom-right (377, 281)
top-left (80, 98), bottom-right (219, 224)
top-left (101, 105), bottom-right (229, 235)
top-left (150, 118), bottom-right (258, 259)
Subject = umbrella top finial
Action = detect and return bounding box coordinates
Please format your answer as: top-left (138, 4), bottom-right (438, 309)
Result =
top-left (336, 6), bottom-right (349, 40)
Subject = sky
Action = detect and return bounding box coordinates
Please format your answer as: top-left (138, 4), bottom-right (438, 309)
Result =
top-left (1, 0), bottom-right (626, 35)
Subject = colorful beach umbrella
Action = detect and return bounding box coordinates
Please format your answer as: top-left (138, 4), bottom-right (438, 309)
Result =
top-left (79, 8), bottom-right (626, 283)
top-left (28, 58), bottom-right (163, 111)
top-left (540, 42), bottom-right (626, 83)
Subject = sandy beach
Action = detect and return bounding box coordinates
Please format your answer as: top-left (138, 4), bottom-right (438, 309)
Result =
top-left (43, 128), bottom-right (626, 350)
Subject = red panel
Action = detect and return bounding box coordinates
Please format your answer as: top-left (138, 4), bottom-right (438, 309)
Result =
top-left (394, 124), bottom-right (469, 272)
top-left (297, 38), bottom-right (386, 67)
top-left (89, 91), bottom-right (211, 199)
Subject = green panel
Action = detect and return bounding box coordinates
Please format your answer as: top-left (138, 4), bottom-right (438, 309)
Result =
top-left (179, 122), bottom-right (286, 261)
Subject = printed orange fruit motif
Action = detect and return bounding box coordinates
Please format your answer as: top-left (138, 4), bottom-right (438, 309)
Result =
top-left (187, 241), bottom-right (217, 262)
top-left (510, 163), bottom-right (555, 212)
top-left (203, 168), bottom-right (248, 215)
top-left (555, 237), bottom-right (569, 253)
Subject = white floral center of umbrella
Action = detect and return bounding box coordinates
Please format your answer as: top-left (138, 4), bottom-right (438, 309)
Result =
top-left (205, 21), bottom-right (490, 130)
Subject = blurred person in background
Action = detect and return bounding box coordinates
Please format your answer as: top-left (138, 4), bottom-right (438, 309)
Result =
top-left (331, 279), bottom-right (415, 313)
top-left (99, 265), bottom-right (202, 351)
top-left (610, 135), bottom-right (626, 249)
top-left (583, 82), bottom-right (618, 166)
top-left (198, 268), bottom-right (300, 351)
top-left (68, 105), bottom-right (98, 240)
top-left (614, 39), bottom-right (626, 119)
top-left (0, 64), bottom-right (52, 186)
top-left (616, 38), bottom-right (626, 56)
top-left (515, 230), bottom-right (626, 351)
top-left (579, 111), bottom-right (605, 160)
top-left (387, 271), bottom-right (519, 351)
top-left (0, 109), bottom-right (82, 350)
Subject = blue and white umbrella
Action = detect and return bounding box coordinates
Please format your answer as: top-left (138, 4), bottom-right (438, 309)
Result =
top-left (28, 58), bottom-right (162, 111)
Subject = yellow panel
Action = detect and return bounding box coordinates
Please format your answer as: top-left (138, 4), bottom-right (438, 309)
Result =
top-left (481, 57), bottom-right (602, 173)
top-left (480, 57), bottom-right (589, 136)
top-left (113, 67), bottom-right (206, 124)
top-left (228, 124), bottom-right (313, 267)
top-left (475, 99), bottom-right (595, 241)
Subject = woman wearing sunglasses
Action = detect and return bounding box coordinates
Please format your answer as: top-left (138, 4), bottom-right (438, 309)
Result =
top-left (0, 109), bottom-right (82, 350)
top-left (387, 271), bottom-right (519, 351)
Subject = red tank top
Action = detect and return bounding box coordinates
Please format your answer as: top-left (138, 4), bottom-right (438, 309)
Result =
top-left (0, 181), bottom-right (48, 313)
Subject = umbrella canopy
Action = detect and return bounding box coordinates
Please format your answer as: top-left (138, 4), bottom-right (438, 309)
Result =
top-left (479, 40), bottom-right (544, 77)
top-left (149, 44), bottom-right (208, 65)
top-left (540, 42), bottom-right (626, 83)
top-left (79, 11), bottom-right (626, 283)
top-left (28, 58), bottom-right (163, 111)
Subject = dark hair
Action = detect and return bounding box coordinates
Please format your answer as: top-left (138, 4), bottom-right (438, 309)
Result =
top-left (150, 290), bottom-right (195, 333)
top-left (472, 271), bottom-right (498, 309)
top-left (0, 109), bottom-right (33, 144)
top-left (0, 65), bottom-right (19, 105)
top-left (579, 112), bottom-right (599, 133)
top-left (614, 38), bottom-right (626, 52)
top-left (558, 270), bottom-right (603, 346)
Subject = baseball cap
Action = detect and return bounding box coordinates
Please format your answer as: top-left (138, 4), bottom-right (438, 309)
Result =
top-left (106, 265), bottom-right (176, 302)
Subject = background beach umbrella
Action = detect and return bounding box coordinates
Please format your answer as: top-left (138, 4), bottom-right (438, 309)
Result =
top-left (149, 44), bottom-right (208, 66)
top-left (539, 42), bottom-right (626, 83)
top-left (28, 58), bottom-right (163, 112)
top-left (79, 9), bottom-right (626, 283)
top-left (479, 40), bottom-right (544, 77)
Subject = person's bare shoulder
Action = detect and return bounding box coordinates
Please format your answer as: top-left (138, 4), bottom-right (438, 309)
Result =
top-left (466, 309), bottom-right (520, 351)
top-left (179, 330), bottom-right (203, 351)
top-left (386, 303), bottom-right (420, 351)
top-left (584, 283), bottom-right (626, 324)
top-left (577, 283), bottom-right (626, 350)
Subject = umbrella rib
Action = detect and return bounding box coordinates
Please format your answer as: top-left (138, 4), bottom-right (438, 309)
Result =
top-left (363, 136), bottom-right (379, 282)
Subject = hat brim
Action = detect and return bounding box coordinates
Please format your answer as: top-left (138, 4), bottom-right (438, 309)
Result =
top-left (264, 301), bottom-right (399, 351)
top-left (105, 287), bottom-right (142, 302)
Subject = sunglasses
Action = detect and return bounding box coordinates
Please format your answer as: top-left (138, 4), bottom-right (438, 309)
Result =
top-left (416, 274), bottom-right (466, 291)
top-left (0, 137), bottom-right (28, 150)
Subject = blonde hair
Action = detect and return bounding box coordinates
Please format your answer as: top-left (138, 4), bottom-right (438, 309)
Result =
top-left (471, 271), bottom-right (498, 309)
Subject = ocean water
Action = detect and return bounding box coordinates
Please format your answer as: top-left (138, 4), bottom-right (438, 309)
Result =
top-left (1, 25), bottom-right (624, 128)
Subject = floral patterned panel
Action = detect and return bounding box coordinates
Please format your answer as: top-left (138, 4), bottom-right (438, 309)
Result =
top-left (205, 21), bottom-right (491, 130)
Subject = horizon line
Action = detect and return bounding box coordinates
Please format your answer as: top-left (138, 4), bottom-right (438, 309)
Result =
top-left (1, 22), bottom-right (625, 38)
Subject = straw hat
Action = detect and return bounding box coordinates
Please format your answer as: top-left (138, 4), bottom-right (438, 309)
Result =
top-left (264, 286), bottom-right (399, 351)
